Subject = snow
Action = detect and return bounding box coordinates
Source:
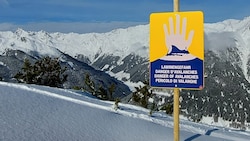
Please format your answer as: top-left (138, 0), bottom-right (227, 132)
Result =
top-left (204, 17), bottom-right (250, 81)
top-left (51, 25), bottom-right (149, 63)
top-left (0, 61), bottom-right (6, 66)
top-left (0, 81), bottom-right (250, 141)
top-left (0, 25), bottom-right (149, 62)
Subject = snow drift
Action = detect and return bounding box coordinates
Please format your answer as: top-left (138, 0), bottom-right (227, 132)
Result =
top-left (0, 81), bottom-right (250, 141)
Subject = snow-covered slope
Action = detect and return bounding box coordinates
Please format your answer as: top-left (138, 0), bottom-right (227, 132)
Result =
top-left (0, 26), bottom-right (149, 87)
top-left (0, 81), bottom-right (250, 141)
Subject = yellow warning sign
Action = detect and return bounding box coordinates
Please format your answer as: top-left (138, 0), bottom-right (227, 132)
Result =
top-left (149, 11), bottom-right (204, 89)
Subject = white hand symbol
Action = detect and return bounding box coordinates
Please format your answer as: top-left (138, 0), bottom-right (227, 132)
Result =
top-left (163, 14), bottom-right (194, 54)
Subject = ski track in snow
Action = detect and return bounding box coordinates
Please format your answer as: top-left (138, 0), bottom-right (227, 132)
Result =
top-left (1, 81), bottom-right (250, 141)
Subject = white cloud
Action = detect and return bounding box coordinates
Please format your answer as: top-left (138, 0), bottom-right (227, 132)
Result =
top-left (0, 21), bottom-right (147, 33)
top-left (0, 23), bottom-right (14, 30)
top-left (205, 32), bottom-right (236, 51)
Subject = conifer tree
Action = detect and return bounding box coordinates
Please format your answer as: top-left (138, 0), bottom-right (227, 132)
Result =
top-left (108, 83), bottom-right (116, 100)
top-left (84, 73), bottom-right (96, 95)
top-left (22, 58), bottom-right (34, 83)
top-left (97, 85), bottom-right (108, 100)
top-left (132, 80), bottom-right (153, 108)
top-left (113, 98), bottom-right (121, 111)
top-left (14, 56), bottom-right (67, 88)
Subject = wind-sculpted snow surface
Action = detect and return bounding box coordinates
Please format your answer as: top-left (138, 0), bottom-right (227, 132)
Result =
top-left (0, 81), bottom-right (250, 141)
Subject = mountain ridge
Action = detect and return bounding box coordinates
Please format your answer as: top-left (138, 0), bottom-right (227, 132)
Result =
top-left (1, 17), bottom-right (250, 85)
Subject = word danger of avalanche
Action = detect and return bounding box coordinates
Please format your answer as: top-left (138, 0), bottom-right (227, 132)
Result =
top-left (154, 74), bottom-right (198, 79)
top-left (155, 69), bottom-right (198, 74)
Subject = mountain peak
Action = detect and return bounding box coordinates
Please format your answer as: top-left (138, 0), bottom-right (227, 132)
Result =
top-left (15, 28), bottom-right (26, 36)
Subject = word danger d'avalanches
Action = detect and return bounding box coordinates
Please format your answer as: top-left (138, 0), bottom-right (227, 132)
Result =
top-left (154, 65), bottom-right (199, 84)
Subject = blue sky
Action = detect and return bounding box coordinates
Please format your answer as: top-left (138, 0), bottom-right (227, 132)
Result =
top-left (0, 0), bottom-right (250, 33)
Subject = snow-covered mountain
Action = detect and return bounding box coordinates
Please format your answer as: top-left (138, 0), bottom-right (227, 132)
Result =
top-left (1, 17), bottom-right (250, 87)
top-left (1, 16), bottom-right (250, 128)
top-left (205, 16), bottom-right (250, 81)
top-left (1, 81), bottom-right (250, 141)
top-left (0, 26), bottom-right (149, 88)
